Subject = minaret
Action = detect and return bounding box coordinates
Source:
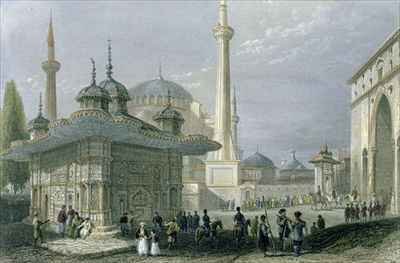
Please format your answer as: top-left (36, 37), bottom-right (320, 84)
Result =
top-left (212, 0), bottom-right (236, 161)
top-left (231, 85), bottom-right (240, 159)
top-left (41, 13), bottom-right (60, 121)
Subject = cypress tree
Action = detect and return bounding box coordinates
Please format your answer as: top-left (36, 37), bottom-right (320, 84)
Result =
top-left (1, 80), bottom-right (29, 194)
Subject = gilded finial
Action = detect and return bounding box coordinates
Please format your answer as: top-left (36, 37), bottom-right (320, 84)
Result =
top-left (90, 58), bottom-right (96, 85)
top-left (106, 39), bottom-right (113, 78)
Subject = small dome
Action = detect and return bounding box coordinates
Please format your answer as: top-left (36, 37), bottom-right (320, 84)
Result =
top-left (28, 114), bottom-right (49, 131)
top-left (99, 77), bottom-right (130, 101)
top-left (76, 83), bottom-right (111, 103)
top-left (242, 152), bottom-right (275, 167)
top-left (129, 77), bottom-right (193, 102)
top-left (153, 105), bottom-right (184, 122)
top-left (281, 151), bottom-right (307, 170)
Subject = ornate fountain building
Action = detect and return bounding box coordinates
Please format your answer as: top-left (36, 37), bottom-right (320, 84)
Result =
top-left (2, 41), bottom-right (220, 233)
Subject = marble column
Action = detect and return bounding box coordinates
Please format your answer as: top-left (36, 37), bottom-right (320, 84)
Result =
top-left (368, 147), bottom-right (377, 196)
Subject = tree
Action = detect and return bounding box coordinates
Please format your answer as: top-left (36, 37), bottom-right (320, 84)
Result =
top-left (0, 80), bottom-right (30, 194)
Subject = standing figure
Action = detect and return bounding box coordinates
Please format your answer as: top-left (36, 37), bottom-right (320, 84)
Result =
top-left (57, 205), bottom-right (67, 238)
top-left (202, 209), bottom-right (211, 234)
top-left (120, 212), bottom-right (129, 236)
top-left (258, 215), bottom-right (270, 255)
top-left (276, 208), bottom-right (291, 251)
top-left (350, 203), bottom-right (355, 222)
top-left (344, 204), bottom-right (351, 223)
top-left (368, 201), bottom-right (374, 221)
top-left (355, 204), bottom-right (361, 221)
top-left (182, 211), bottom-right (188, 232)
top-left (166, 218), bottom-right (179, 249)
top-left (79, 217), bottom-right (92, 239)
top-left (250, 215), bottom-right (259, 238)
top-left (32, 213), bottom-right (48, 247)
top-left (135, 222), bottom-right (150, 256)
top-left (187, 212), bottom-right (193, 233)
top-left (150, 229), bottom-right (161, 256)
top-left (361, 202), bottom-right (368, 222)
top-left (66, 205), bottom-right (75, 226)
top-left (152, 211), bottom-right (163, 235)
top-left (375, 201), bottom-right (381, 219)
top-left (192, 211), bottom-right (200, 231)
top-left (71, 212), bottom-right (83, 239)
top-left (351, 186), bottom-right (358, 202)
top-left (291, 211), bottom-right (307, 257)
top-left (317, 215), bottom-right (325, 230)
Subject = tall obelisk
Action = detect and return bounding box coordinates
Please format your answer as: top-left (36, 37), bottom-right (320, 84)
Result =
top-left (206, 0), bottom-right (240, 202)
top-left (42, 14), bottom-right (60, 121)
top-left (212, 0), bottom-right (236, 161)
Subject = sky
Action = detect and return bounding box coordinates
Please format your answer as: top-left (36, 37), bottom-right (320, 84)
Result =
top-left (0, 0), bottom-right (399, 166)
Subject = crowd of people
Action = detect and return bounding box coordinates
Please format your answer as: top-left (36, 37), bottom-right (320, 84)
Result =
top-left (225, 194), bottom-right (314, 211)
top-left (344, 200), bottom-right (387, 223)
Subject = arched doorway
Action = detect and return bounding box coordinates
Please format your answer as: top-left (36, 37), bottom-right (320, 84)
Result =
top-left (375, 95), bottom-right (394, 204)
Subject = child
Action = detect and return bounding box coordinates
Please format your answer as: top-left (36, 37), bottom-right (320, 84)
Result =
top-left (150, 229), bottom-right (161, 256)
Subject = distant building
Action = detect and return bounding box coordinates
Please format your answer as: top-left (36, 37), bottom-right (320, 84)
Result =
top-left (349, 28), bottom-right (399, 213)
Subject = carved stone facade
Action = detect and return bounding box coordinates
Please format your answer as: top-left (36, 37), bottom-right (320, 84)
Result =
top-left (349, 28), bottom-right (400, 213)
top-left (30, 137), bottom-right (184, 231)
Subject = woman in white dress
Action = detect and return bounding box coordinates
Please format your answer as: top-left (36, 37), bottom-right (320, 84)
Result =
top-left (150, 229), bottom-right (161, 256)
top-left (79, 217), bottom-right (92, 239)
top-left (135, 222), bottom-right (149, 256)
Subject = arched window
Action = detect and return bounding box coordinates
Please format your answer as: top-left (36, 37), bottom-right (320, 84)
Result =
top-left (132, 190), bottom-right (148, 206)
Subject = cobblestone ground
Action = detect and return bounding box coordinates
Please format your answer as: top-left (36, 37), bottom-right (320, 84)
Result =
top-left (1, 243), bottom-right (399, 263)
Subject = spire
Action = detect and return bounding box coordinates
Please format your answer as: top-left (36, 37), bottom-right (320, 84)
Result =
top-left (38, 92), bottom-right (43, 116)
top-left (219, 0), bottom-right (228, 26)
top-left (167, 88), bottom-right (172, 106)
top-left (106, 39), bottom-right (113, 78)
top-left (232, 85), bottom-right (238, 116)
top-left (291, 150), bottom-right (296, 160)
top-left (158, 62), bottom-right (164, 80)
top-left (47, 10), bottom-right (55, 48)
top-left (90, 58), bottom-right (96, 85)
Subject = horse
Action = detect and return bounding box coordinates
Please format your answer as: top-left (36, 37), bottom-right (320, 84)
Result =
top-left (195, 219), bottom-right (223, 247)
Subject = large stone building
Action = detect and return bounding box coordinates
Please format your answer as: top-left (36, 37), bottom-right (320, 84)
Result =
top-left (2, 28), bottom-right (220, 233)
top-left (349, 28), bottom-right (400, 213)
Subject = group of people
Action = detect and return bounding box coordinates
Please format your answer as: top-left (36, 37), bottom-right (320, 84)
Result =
top-left (344, 201), bottom-right (387, 223)
top-left (229, 194), bottom-right (314, 211)
top-left (56, 205), bottom-right (92, 240)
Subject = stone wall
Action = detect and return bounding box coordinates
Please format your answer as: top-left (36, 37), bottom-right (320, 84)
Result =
top-left (110, 143), bottom-right (183, 224)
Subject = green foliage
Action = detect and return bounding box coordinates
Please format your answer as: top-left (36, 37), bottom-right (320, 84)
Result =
top-left (0, 80), bottom-right (29, 193)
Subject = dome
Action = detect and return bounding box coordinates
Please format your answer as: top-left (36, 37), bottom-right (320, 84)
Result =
top-left (99, 77), bottom-right (130, 101)
top-left (28, 114), bottom-right (49, 131)
top-left (129, 77), bottom-right (193, 102)
top-left (153, 105), bottom-right (185, 122)
top-left (281, 151), bottom-right (307, 170)
top-left (242, 152), bottom-right (275, 168)
top-left (76, 83), bottom-right (111, 103)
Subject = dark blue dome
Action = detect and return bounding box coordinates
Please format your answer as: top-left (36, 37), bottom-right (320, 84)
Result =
top-left (242, 152), bottom-right (275, 167)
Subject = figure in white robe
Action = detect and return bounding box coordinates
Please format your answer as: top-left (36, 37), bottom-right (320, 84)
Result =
top-left (135, 222), bottom-right (149, 256)
top-left (79, 218), bottom-right (92, 239)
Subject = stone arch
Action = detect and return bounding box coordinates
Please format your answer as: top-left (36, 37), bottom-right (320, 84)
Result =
top-left (370, 94), bottom-right (395, 204)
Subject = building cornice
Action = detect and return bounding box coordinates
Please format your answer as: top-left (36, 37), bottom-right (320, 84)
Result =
top-left (348, 28), bottom-right (400, 84)
top-left (351, 65), bottom-right (399, 109)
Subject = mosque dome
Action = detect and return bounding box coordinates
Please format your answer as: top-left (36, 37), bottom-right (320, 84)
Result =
top-left (129, 76), bottom-right (193, 102)
top-left (281, 151), bottom-right (307, 170)
top-left (242, 152), bottom-right (275, 168)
